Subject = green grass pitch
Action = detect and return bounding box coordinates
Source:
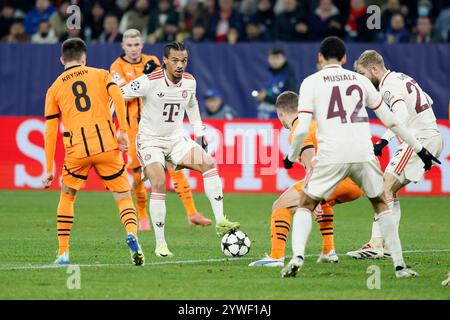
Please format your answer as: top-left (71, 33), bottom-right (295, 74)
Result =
top-left (0, 190), bottom-right (449, 299)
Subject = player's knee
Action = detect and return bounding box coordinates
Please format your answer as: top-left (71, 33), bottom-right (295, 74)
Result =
top-left (151, 179), bottom-right (166, 193)
top-left (61, 184), bottom-right (77, 196)
top-left (112, 190), bottom-right (132, 201)
top-left (201, 162), bottom-right (216, 174)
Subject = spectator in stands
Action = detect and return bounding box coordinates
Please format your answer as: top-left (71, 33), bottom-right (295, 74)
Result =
top-left (345, 0), bottom-right (366, 41)
top-left (23, 0), bottom-right (56, 35)
top-left (309, 0), bottom-right (345, 41)
top-left (188, 20), bottom-right (208, 42)
top-left (247, 0), bottom-right (276, 41)
top-left (49, 0), bottom-right (71, 39)
top-left (179, 0), bottom-right (206, 41)
top-left (59, 27), bottom-right (84, 42)
top-left (0, 2), bottom-right (25, 41)
top-left (412, 16), bottom-right (443, 43)
top-left (31, 19), bottom-right (57, 43)
top-left (381, 0), bottom-right (408, 31)
top-left (273, 0), bottom-right (309, 41)
top-left (208, 0), bottom-right (245, 42)
top-left (435, 5), bottom-right (450, 42)
top-left (99, 13), bottom-right (122, 43)
top-left (239, 0), bottom-right (259, 17)
top-left (6, 20), bottom-right (30, 43)
top-left (384, 13), bottom-right (410, 43)
top-left (255, 48), bottom-right (297, 119)
top-left (147, 0), bottom-right (179, 43)
top-left (202, 89), bottom-right (238, 120)
top-left (119, 0), bottom-right (150, 35)
top-left (84, 2), bottom-right (106, 43)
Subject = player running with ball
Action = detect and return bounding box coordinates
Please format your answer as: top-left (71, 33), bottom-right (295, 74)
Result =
top-left (120, 41), bottom-right (240, 257)
top-left (281, 37), bottom-right (440, 279)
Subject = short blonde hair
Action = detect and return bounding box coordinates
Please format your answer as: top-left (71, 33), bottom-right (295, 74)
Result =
top-left (123, 29), bottom-right (142, 40)
top-left (355, 50), bottom-right (385, 70)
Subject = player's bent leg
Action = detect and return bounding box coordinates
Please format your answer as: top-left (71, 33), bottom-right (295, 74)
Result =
top-left (166, 163), bottom-right (211, 226)
top-left (177, 147), bottom-right (239, 236)
top-left (131, 167), bottom-right (151, 232)
top-left (249, 186), bottom-right (298, 267)
top-left (54, 184), bottom-right (78, 265)
top-left (144, 163), bottom-right (173, 257)
top-left (316, 203), bottom-right (338, 263)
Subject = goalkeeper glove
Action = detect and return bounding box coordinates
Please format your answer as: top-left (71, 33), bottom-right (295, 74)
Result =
top-left (283, 156), bottom-right (294, 169)
top-left (196, 136), bottom-right (208, 152)
top-left (417, 147), bottom-right (441, 171)
top-left (143, 60), bottom-right (159, 74)
top-left (373, 139), bottom-right (389, 156)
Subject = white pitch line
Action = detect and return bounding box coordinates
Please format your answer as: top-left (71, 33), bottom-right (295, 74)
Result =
top-left (0, 248), bottom-right (448, 271)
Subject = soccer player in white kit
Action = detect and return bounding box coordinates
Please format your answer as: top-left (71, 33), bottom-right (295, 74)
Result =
top-left (280, 37), bottom-right (440, 278)
top-left (120, 42), bottom-right (240, 257)
top-left (346, 50), bottom-right (443, 259)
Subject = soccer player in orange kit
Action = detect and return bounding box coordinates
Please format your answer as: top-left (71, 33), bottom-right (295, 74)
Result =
top-left (43, 38), bottom-right (144, 265)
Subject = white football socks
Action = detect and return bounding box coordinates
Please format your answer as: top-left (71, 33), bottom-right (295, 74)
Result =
top-left (376, 210), bottom-right (404, 268)
top-left (291, 208), bottom-right (313, 260)
top-left (203, 168), bottom-right (225, 223)
top-left (149, 193), bottom-right (167, 248)
top-left (392, 199), bottom-right (402, 231)
top-left (371, 218), bottom-right (383, 248)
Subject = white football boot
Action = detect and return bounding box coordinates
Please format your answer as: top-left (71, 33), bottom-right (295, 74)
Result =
top-left (316, 249), bottom-right (339, 263)
top-left (249, 255), bottom-right (284, 267)
top-left (346, 243), bottom-right (384, 259)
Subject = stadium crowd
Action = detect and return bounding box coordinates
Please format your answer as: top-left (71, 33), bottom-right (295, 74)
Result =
top-left (1, 0), bottom-right (450, 44)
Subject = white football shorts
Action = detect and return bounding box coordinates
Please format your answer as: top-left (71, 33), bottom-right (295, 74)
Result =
top-left (303, 158), bottom-right (384, 200)
top-left (385, 135), bottom-right (443, 183)
top-left (136, 134), bottom-right (200, 169)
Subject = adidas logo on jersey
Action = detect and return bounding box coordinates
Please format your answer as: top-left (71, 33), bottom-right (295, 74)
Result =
top-left (157, 92), bottom-right (165, 98)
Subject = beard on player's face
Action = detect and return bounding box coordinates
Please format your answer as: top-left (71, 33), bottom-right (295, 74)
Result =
top-left (370, 74), bottom-right (380, 88)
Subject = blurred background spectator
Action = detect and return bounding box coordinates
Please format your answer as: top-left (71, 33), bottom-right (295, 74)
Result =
top-left (119, 0), bottom-right (151, 36)
top-left (24, 0), bottom-right (56, 35)
top-left (309, 0), bottom-right (345, 41)
top-left (273, 0), bottom-right (309, 41)
top-left (255, 48), bottom-right (297, 119)
top-left (5, 19), bottom-right (30, 43)
top-left (1, 0), bottom-right (449, 44)
top-left (384, 12), bottom-right (409, 43)
top-left (99, 13), bottom-right (122, 43)
top-left (208, 0), bottom-right (245, 42)
top-left (202, 89), bottom-right (238, 119)
top-left (49, 0), bottom-right (71, 39)
top-left (412, 15), bottom-right (443, 43)
top-left (31, 20), bottom-right (58, 43)
top-left (0, 2), bottom-right (25, 41)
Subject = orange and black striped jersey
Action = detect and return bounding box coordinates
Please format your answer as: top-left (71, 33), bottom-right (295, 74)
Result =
top-left (110, 54), bottom-right (161, 130)
top-left (289, 118), bottom-right (318, 161)
top-left (44, 65), bottom-right (128, 173)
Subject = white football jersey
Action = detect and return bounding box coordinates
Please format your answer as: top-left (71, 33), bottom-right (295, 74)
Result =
top-left (379, 70), bottom-right (439, 139)
top-left (298, 64), bottom-right (383, 164)
top-left (120, 69), bottom-right (198, 138)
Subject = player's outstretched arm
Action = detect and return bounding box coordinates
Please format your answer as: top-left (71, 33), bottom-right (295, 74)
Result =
top-left (374, 102), bottom-right (440, 170)
top-left (186, 81), bottom-right (207, 151)
top-left (288, 112), bottom-right (312, 163)
top-left (375, 99), bottom-right (409, 156)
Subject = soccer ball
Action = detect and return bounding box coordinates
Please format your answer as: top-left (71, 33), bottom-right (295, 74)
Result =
top-left (221, 230), bottom-right (251, 257)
